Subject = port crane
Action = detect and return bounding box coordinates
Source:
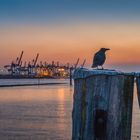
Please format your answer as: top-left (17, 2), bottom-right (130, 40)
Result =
top-left (15, 51), bottom-right (24, 74)
top-left (81, 59), bottom-right (86, 68)
top-left (74, 58), bottom-right (80, 69)
top-left (17, 51), bottom-right (24, 66)
top-left (33, 53), bottom-right (39, 67)
top-left (3, 51), bottom-right (79, 78)
top-left (28, 53), bottom-right (39, 76)
top-left (4, 51), bottom-right (24, 75)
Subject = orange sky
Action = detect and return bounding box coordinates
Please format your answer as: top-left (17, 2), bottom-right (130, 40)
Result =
top-left (0, 22), bottom-right (140, 67)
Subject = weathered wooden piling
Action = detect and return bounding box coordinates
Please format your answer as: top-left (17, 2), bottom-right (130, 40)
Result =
top-left (136, 74), bottom-right (140, 108)
top-left (70, 67), bottom-right (73, 86)
top-left (72, 68), bottom-right (134, 140)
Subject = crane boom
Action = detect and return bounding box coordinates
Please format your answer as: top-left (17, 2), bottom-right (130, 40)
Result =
top-left (18, 51), bottom-right (24, 65)
top-left (74, 58), bottom-right (80, 69)
top-left (33, 53), bottom-right (39, 66)
top-left (81, 59), bottom-right (86, 68)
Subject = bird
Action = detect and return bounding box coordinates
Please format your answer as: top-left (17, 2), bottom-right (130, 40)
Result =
top-left (91, 48), bottom-right (110, 69)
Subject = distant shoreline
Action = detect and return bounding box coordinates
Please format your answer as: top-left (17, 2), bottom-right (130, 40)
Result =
top-left (0, 82), bottom-right (68, 87)
top-left (0, 74), bottom-right (69, 79)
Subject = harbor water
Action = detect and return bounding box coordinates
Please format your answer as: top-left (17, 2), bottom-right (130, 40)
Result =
top-left (0, 79), bottom-right (139, 140)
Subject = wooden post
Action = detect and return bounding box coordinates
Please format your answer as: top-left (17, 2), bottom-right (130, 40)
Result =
top-left (72, 68), bottom-right (134, 140)
top-left (70, 67), bottom-right (73, 86)
top-left (136, 75), bottom-right (140, 108)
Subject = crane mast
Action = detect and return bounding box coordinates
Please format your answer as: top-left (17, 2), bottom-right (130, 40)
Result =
top-left (17, 51), bottom-right (24, 66)
top-left (33, 53), bottom-right (39, 67)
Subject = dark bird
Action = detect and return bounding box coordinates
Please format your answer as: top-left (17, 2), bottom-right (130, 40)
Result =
top-left (91, 48), bottom-right (110, 69)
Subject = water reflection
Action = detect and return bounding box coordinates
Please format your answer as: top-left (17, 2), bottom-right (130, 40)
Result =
top-left (56, 88), bottom-right (68, 134)
top-left (0, 85), bottom-right (73, 140)
top-left (0, 85), bottom-right (72, 102)
top-left (132, 85), bottom-right (140, 140)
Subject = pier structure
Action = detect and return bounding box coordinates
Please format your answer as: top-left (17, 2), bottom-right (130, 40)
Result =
top-left (72, 68), bottom-right (140, 140)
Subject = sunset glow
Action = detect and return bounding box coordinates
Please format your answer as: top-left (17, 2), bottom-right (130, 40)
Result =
top-left (0, 1), bottom-right (140, 70)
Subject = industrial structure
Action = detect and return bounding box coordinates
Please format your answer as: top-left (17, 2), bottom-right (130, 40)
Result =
top-left (3, 51), bottom-right (86, 79)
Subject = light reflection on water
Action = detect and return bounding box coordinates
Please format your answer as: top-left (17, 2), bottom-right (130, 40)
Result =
top-left (0, 85), bottom-right (73, 140)
top-left (132, 86), bottom-right (140, 140)
top-left (0, 83), bottom-right (140, 140)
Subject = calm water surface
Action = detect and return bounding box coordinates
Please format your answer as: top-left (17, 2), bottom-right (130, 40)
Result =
top-left (0, 79), bottom-right (139, 140)
top-left (0, 79), bottom-right (73, 140)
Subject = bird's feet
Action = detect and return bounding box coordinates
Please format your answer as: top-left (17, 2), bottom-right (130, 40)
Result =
top-left (96, 66), bottom-right (104, 70)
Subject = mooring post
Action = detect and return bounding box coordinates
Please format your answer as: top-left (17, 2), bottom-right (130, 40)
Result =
top-left (136, 74), bottom-right (140, 108)
top-left (72, 68), bottom-right (134, 140)
top-left (70, 67), bottom-right (73, 86)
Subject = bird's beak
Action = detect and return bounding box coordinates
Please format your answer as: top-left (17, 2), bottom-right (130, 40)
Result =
top-left (105, 48), bottom-right (110, 51)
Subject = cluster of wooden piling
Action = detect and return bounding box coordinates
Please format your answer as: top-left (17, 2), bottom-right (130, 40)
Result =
top-left (72, 68), bottom-right (140, 140)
